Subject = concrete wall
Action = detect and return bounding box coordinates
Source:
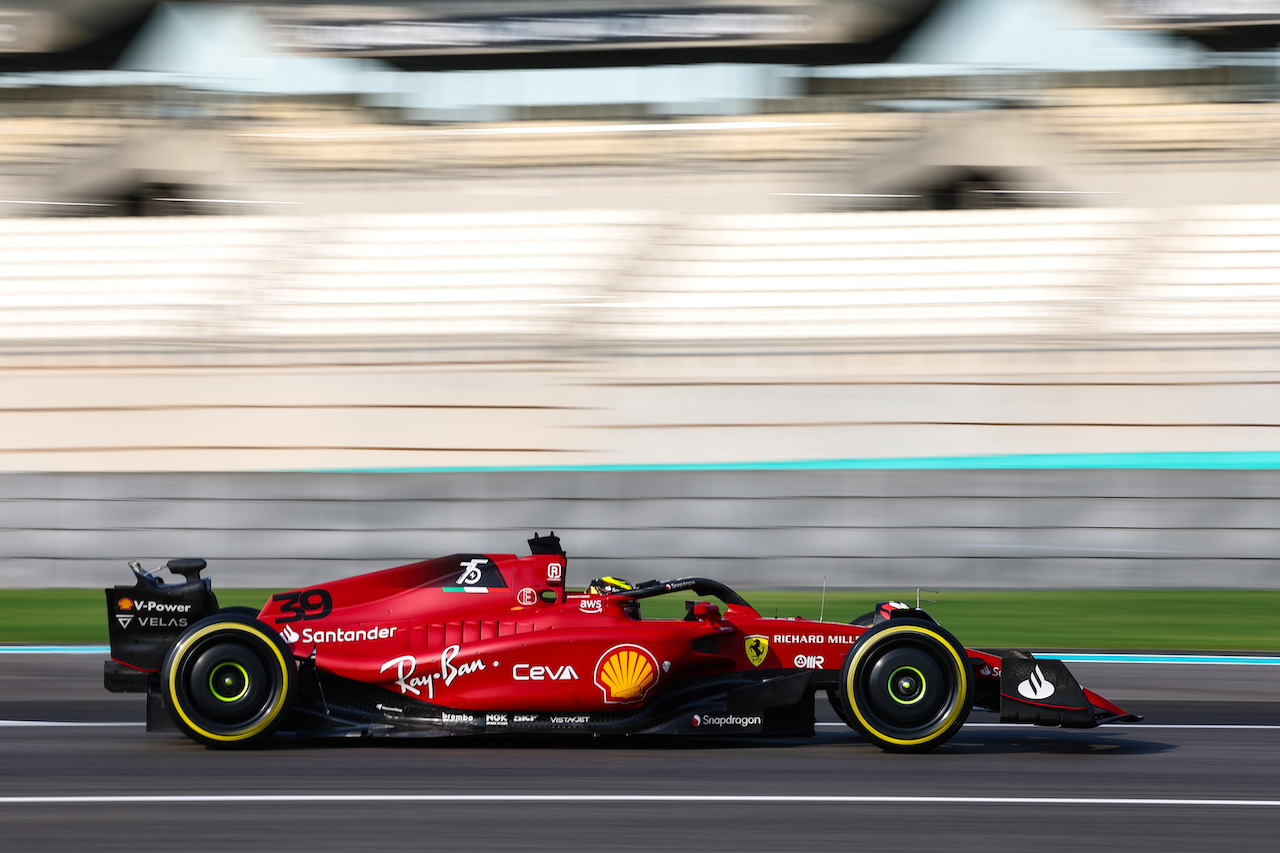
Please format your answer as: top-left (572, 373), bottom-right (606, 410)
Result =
top-left (5, 207), bottom-right (1280, 590)
top-left (5, 469), bottom-right (1278, 590)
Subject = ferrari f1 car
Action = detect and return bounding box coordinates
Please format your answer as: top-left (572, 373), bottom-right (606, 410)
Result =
top-left (104, 533), bottom-right (1140, 752)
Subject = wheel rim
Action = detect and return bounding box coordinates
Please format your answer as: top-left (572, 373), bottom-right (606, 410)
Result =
top-left (887, 665), bottom-right (927, 706)
top-left (209, 661), bottom-right (250, 703)
top-left (171, 630), bottom-right (285, 736)
top-left (849, 628), bottom-right (966, 742)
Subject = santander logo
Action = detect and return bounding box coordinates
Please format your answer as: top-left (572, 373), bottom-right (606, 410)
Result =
top-left (1017, 665), bottom-right (1056, 700)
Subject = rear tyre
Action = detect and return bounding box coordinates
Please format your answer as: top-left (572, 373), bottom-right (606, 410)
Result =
top-left (838, 618), bottom-right (972, 753)
top-left (162, 613), bottom-right (295, 748)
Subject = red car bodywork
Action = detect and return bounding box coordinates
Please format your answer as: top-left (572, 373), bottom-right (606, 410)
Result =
top-left (105, 533), bottom-right (1139, 749)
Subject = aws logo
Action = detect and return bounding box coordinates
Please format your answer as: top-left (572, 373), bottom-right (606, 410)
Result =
top-left (594, 644), bottom-right (658, 704)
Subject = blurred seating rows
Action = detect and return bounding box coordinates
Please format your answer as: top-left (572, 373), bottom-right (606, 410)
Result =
top-left (7, 94), bottom-right (1280, 173)
top-left (1039, 100), bottom-right (1280, 157)
top-left (3, 205), bottom-right (1280, 346)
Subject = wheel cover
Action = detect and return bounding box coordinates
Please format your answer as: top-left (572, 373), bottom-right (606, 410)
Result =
top-left (167, 622), bottom-right (291, 743)
top-left (209, 661), bottom-right (251, 703)
top-left (846, 624), bottom-right (969, 748)
top-left (886, 665), bottom-right (927, 706)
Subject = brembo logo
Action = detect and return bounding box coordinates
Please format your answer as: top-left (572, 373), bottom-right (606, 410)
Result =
top-left (1017, 665), bottom-right (1056, 700)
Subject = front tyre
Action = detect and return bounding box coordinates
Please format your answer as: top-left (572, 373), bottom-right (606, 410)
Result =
top-left (838, 618), bottom-right (972, 753)
top-left (162, 613), bottom-right (295, 748)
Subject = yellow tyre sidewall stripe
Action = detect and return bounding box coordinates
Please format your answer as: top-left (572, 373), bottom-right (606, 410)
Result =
top-left (167, 622), bottom-right (291, 743)
top-left (846, 624), bottom-right (970, 748)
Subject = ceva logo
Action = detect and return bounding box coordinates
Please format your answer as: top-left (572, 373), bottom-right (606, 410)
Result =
top-left (1017, 665), bottom-right (1056, 700)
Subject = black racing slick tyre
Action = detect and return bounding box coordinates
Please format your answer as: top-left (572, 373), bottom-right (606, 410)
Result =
top-left (837, 618), bottom-right (972, 753)
top-left (162, 613), bottom-right (295, 748)
top-left (216, 605), bottom-right (264, 620)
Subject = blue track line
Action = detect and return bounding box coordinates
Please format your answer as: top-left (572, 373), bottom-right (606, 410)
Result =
top-left (301, 450), bottom-right (1280, 474)
top-left (1052, 653), bottom-right (1280, 665)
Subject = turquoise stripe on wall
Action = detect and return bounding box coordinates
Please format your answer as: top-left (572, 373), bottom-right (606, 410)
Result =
top-left (308, 451), bottom-right (1280, 474)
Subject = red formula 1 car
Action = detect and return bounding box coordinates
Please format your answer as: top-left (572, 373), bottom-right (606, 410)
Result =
top-left (104, 533), bottom-right (1140, 751)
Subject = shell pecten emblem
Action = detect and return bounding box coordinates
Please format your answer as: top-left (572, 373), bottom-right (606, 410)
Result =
top-left (594, 644), bottom-right (659, 704)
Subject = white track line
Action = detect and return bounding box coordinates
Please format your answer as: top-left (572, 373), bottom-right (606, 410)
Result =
top-left (0, 794), bottom-right (1278, 807)
top-left (3, 720), bottom-right (1275, 731)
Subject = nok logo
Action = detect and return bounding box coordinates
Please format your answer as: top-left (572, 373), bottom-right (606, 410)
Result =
top-left (594, 644), bottom-right (658, 704)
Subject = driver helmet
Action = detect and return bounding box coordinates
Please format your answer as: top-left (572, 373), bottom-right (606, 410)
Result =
top-left (586, 576), bottom-right (633, 595)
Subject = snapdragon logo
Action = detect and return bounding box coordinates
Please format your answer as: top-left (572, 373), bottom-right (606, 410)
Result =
top-left (691, 713), bottom-right (762, 729)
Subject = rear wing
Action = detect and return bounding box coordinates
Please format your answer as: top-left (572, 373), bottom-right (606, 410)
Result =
top-left (104, 559), bottom-right (219, 690)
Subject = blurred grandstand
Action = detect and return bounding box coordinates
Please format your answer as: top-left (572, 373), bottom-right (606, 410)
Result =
top-left (2, 0), bottom-right (1280, 216)
top-left (3, 1), bottom-right (1280, 588)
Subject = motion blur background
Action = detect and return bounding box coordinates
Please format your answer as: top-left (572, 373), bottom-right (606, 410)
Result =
top-left (3, 0), bottom-right (1280, 591)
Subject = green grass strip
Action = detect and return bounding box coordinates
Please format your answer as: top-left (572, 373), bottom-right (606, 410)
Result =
top-left (4, 589), bottom-right (1278, 650)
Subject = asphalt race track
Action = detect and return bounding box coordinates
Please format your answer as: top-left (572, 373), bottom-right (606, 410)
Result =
top-left (2, 654), bottom-right (1278, 852)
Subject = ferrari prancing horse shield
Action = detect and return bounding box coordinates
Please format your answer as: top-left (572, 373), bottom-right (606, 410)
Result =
top-left (745, 635), bottom-right (769, 667)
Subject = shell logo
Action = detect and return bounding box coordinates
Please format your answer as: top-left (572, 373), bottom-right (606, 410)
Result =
top-left (117, 598), bottom-right (134, 611)
top-left (594, 644), bottom-right (659, 704)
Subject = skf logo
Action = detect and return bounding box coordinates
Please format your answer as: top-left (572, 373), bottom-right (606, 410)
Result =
top-left (594, 644), bottom-right (658, 704)
top-left (745, 635), bottom-right (769, 667)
